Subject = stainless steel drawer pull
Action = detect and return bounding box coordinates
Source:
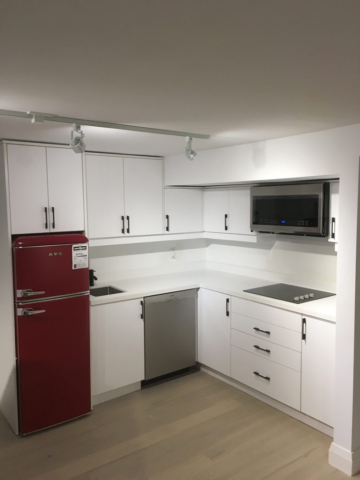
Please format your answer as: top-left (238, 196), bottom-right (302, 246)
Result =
top-left (253, 327), bottom-right (270, 335)
top-left (254, 345), bottom-right (271, 353)
top-left (254, 371), bottom-right (270, 381)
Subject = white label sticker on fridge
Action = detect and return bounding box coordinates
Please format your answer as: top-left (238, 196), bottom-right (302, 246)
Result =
top-left (72, 244), bottom-right (88, 269)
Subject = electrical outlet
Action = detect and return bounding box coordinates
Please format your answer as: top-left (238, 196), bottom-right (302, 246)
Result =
top-left (170, 247), bottom-right (177, 260)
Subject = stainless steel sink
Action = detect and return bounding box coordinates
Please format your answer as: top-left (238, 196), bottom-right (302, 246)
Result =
top-left (90, 286), bottom-right (125, 297)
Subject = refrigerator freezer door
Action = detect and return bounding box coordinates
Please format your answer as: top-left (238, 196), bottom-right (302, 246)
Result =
top-left (16, 294), bottom-right (91, 434)
top-left (13, 243), bottom-right (89, 302)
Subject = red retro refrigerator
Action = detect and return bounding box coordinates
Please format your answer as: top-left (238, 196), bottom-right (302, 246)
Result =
top-left (13, 234), bottom-right (91, 434)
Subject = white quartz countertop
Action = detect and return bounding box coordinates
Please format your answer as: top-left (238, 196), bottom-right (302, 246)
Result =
top-left (90, 269), bottom-right (336, 323)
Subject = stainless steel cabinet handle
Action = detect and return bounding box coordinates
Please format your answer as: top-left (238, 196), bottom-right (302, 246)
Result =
top-left (19, 289), bottom-right (45, 297)
top-left (166, 215), bottom-right (170, 232)
top-left (121, 216), bottom-right (125, 234)
top-left (226, 298), bottom-right (230, 317)
top-left (44, 207), bottom-right (48, 229)
top-left (18, 308), bottom-right (46, 316)
top-left (225, 214), bottom-right (228, 231)
top-left (52, 207), bottom-right (55, 228)
top-left (127, 216), bottom-right (130, 234)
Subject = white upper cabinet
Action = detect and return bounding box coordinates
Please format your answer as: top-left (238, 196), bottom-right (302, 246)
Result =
top-left (164, 188), bottom-right (203, 233)
top-left (228, 187), bottom-right (255, 235)
top-left (203, 188), bottom-right (229, 233)
top-left (203, 186), bottom-right (254, 236)
top-left (198, 288), bottom-right (231, 376)
top-left (47, 147), bottom-right (85, 232)
top-left (7, 144), bottom-right (84, 235)
top-left (86, 155), bottom-right (125, 238)
top-left (329, 182), bottom-right (339, 242)
top-left (124, 157), bottom-right (163, 236)
top-left (301, 316), bottom-right (336, 426)
top-left (7, 145), bottom-right (49, 235)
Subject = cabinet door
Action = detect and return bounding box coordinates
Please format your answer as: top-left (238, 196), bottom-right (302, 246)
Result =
top-left (124, 158), bottom-right (163, 236)
top-left (86, 155), bottom-right (125, 238)
top-left (198, 289), bottom-right (230, 376)
top-left (7, 144), bottom-right (49, 234)
top-left (47, 148), bottom-right (85, 232)
top-left (164, 188), bottom-right (203, 233)
top-left (228, 186), bottom-right (255, 235)
top-left (301, 316), bottom-right (335, 426)
top-left (203, 189), bottom-right (229, 233)
top-left (91, 300), bottom-right (145, 396)
top-left (329, 182), bottom-right (339, 242)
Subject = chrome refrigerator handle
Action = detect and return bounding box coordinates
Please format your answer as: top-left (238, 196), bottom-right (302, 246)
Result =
top-left (17, 308), bottom-right (46, 316)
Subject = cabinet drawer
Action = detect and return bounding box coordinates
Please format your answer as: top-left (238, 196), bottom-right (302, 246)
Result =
top-left (231, 312), bottom-right (301, 352)
top-left (231, 329), bottom-right (301, 371)
top-left (231, 346), bottom-right (300, 410)
top-left (232, 297), bottom-right (301, 332)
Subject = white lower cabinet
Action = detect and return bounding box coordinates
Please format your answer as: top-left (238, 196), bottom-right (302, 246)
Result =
top-left (231, 329), bottom-right (301, 372)
top-left (301, 316), bottom-right (336, 426)
top-left (198, 289), bottom-right (231, 376)
top-left (231, 346), bottom-right (301, 410)
top-left (230, 297), bottom-right (302, 410)
top-left (91, 300), bottom-right (145, 396)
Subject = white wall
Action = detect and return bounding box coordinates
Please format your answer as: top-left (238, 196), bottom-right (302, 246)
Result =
top-left (0, 145), bottom-right (18, 434)
top-left (165, 123), bottom-right (360, 475)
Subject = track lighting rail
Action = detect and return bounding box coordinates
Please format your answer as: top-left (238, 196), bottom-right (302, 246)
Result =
top-left (0, 109), bottom-right (210, 140)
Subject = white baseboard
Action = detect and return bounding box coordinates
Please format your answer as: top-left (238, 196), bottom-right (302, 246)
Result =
top-left (200, 365), bottom-right (333, 437)
top-left (329, 442), bottom-right (360, 476)
top-left (92, 382), bottom-right (141, 406)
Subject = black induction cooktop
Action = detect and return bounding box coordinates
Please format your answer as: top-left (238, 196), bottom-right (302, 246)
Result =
top-left (243, 283), bottom-right (336, 304)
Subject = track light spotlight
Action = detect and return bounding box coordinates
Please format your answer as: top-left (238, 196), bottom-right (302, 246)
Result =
top-left (70, 124), bottom-right (86, 153)
top-left (185, 136), bottom-right (197, 160)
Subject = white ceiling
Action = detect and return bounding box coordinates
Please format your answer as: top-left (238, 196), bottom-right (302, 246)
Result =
top-left (0, 0), bottom-right (359, 156)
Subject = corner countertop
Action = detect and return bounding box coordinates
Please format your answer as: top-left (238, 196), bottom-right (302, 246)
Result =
top-left (90, 269), bottom-right (336, 323)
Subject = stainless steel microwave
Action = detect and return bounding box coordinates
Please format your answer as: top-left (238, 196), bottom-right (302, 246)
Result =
top-left (250, 182), bottom-right (330, 236)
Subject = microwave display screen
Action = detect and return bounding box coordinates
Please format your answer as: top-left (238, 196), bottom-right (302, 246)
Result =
top-left (253, 194), bottom-right (319, 227)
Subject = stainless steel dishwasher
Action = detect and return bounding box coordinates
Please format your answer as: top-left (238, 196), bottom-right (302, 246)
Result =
top-left (144, 289), bottom-right (197, 381)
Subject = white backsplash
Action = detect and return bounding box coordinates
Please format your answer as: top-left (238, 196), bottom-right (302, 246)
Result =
top-left (89, 239), bottom-right (208, 283)
top-left (89, 235), bottom-right (337, 292)
top-left (206, 235), bottom-right (337, 292)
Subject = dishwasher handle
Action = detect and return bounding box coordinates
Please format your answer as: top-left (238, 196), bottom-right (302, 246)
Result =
top-left (140, 300), bottom-right (144, 319)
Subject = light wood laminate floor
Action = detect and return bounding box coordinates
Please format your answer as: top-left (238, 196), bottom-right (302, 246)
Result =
top-left (0, 371), bottom-right (356, 480)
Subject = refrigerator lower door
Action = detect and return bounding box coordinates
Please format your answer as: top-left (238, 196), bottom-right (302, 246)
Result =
top-left (16, 294), bottom-right (91, 434)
